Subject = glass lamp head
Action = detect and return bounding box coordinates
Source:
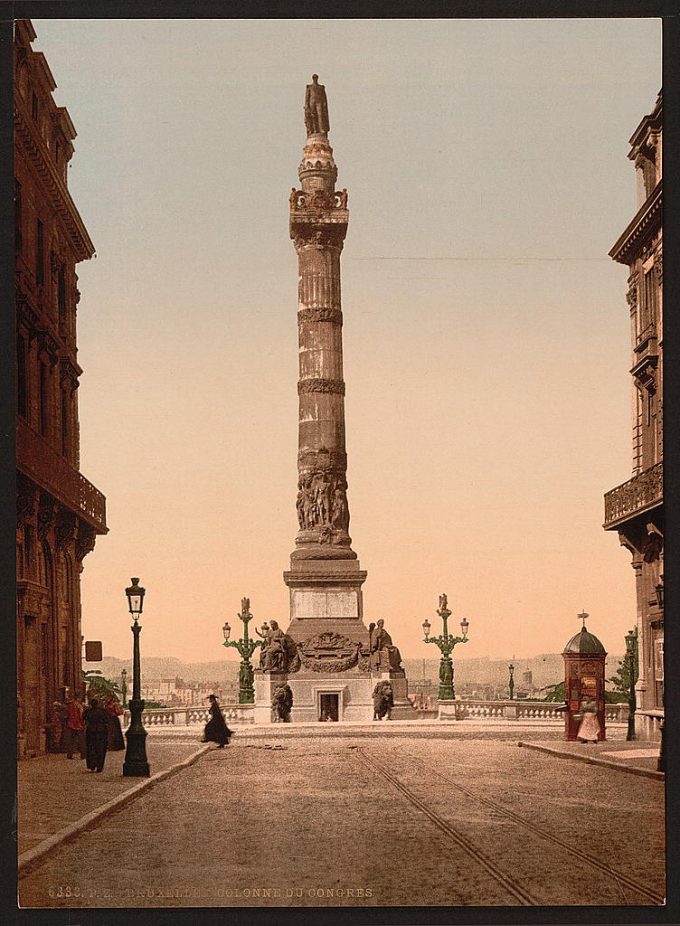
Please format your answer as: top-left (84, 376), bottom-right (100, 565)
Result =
top-left (223, 622), bottom-right (231, 642)
top-left (460, 617), bottom-right (469, 639)
top-left (422, 619), bottom-right (431, 639)
top-left (125, 578), bottom-right (145, 618)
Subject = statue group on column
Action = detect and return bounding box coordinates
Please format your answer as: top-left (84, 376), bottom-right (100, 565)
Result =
top-left (296, 471), bottom-right (349, 533)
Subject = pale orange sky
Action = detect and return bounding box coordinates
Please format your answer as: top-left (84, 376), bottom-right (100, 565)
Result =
top-left (34, 18), bottom-right (661, 665)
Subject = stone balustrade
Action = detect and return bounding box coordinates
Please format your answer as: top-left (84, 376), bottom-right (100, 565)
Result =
top-left (124, 700), bottom-right (629, 726)
top-left (448, 700), bottom-right (629, 722)
top-left (123, 704), bottom-right (255, 727)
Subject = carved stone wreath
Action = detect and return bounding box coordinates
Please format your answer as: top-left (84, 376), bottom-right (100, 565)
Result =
top-left (297, 632), bottom-right (362, 673)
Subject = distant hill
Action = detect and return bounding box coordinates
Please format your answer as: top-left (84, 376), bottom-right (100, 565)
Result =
top-left (90, 650), bottom-right (623, 694)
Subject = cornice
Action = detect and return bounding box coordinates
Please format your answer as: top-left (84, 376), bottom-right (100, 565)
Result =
top-left (609, 181), bottom-right (662, 266)
top-left (14, 101), bottom-right (94, 263)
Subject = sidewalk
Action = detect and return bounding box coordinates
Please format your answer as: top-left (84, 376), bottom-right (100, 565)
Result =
top-left (518, 739), bottom-right (664, 780)
top-left (18, 738), bottom-right (205, 856)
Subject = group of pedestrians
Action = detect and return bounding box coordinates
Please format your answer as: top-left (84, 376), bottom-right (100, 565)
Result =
top-left (55, 690), bottom-right (125, 773)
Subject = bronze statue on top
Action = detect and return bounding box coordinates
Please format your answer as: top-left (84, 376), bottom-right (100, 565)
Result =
top-left (304, 74), bottom-right (330, 135)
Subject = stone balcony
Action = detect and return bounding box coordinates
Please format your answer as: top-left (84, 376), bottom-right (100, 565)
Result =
top-left (603, 461), bottom-right (663, 530)
top-left (17, 417), bottom-right (107, 533)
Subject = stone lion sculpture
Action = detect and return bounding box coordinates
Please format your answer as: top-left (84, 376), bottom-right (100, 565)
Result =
top-left (372, 681), bottom-right (394, 721)
top-left (272, 683), bottom-right (293, 722)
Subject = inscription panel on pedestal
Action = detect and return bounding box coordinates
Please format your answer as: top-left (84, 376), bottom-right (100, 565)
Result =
top-left (292, 589), bottom-right (358, 619)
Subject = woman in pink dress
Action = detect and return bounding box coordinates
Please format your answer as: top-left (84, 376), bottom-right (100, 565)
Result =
top-left (576, 698), bottom-right (601, 743)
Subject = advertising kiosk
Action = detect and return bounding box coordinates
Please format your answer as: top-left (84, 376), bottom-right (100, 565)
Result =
top-left (562, 613), bottom-right (607, 742)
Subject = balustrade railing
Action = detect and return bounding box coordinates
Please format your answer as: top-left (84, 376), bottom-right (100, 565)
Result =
top-left (125, 700), bottom-right (628, 726)
top-left (453, 700), bottom-right (628, 722)
top-left (17, 418), bottom-right (107, 531)
top-left (124, 704), bottom-right (255, 727)
top-left (603, 461), bottom-right (662, 528)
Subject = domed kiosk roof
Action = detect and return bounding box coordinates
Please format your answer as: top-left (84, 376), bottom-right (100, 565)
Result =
top-left (563, 626), bottom-right (606, 655)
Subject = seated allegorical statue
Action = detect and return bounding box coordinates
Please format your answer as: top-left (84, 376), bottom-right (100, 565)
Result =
top-left (369, 619), bottom-right (403, 672)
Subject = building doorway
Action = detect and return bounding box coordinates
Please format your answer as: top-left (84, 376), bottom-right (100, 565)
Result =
top-left (319, 693), bottom-right (339, 722)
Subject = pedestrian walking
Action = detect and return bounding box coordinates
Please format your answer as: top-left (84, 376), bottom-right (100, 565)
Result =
top-left (83, 698), bottom-right (109, 772)
top-left (104, 692), bottom-right (125, 751)
top-left (202, 694), bottom-right (233, 748)
top-left (576, 697), bottom-right (601, 743)
top-left (62, 692), bottom-right (85, 760)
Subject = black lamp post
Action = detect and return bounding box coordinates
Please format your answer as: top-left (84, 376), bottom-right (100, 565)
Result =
top-left (422, 593), bottom-right (470, 701)
top-left (625, 627), bottom-right (639, 742)
top-left (120, 667), bottom-right (128, 708)
top-left (123, 578), bottom-right (150, 777)
top-left (508, 663), bottom-right (515, 701)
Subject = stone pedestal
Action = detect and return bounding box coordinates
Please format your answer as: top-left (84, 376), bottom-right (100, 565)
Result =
top-left (283, 557), bottom-right (368, 645)
top-left (437, 699), bottom-right (459, 721)
top-left (255, 668), bottom-right (375, 723)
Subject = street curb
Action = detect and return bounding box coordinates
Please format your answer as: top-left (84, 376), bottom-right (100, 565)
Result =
top-left (517, 741), bottom-right (665, 780)
top-left (18, 744), bottom-right (212, 875)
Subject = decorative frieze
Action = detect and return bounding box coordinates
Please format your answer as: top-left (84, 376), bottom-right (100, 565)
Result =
top-left (297, 378), bottom-right (345, 396)
top-left (17, 478), bottom-right (38, 524)
top-left (37, 493), bottom-right (56, 540)
top-left (54, 510), bottom-right (77, 551)
top-left (298, 307), bottom-right (343, 325)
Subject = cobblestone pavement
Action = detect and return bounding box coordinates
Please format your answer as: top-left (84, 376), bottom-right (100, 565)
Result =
top-left (18, 740), bottom-right (202, 853)
top-left (18, 733), bottom-right (664, 909)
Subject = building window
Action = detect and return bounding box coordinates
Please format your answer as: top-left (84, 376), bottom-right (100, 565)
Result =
top-left (643, 268), bottom-right (657, 331)
top-left (31, 91), bottom-right (38, 121)
top-left (36, 219), bottom-right (44, 285)
top-left (15, 180), bottom-right (22, 252)
top-left (17, 333), bottom-right (28, 418)
top-left (60, 386), bottom-right (69, 456)
top-left (39, 360), bottom-right (49, 436)
top-left (655, 637), bottom-right (664, 681)
top-left (58, 264), bottom-right (66, 323)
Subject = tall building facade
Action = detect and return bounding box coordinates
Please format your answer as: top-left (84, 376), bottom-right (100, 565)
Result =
top-left (604, 92), bottom-right (663, 739)
top-left (15, 20), bottom-right (107, 756)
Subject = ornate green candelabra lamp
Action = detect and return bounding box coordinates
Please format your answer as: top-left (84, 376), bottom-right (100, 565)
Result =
top-left (421, 593), bottom-right (469, 701)
top-left (222, 597), bottom-right (263, 704)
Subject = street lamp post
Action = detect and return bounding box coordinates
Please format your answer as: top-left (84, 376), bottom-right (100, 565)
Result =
top-left (625, 627), bottom-right (639, 742)
top-left (422, 593), bottom-right (470, 701)
top-left (120, 668), bottom-right (128, 708)
top-left (222, 598), bottom-right (263, 704)
top-left (508, 663), bottom-right (515, 701)
top-left (123, 578), bottom-right (150, 777)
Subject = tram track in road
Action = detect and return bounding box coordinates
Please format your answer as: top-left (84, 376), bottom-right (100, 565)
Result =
top-left (402, 752), bottom-right (664, 906)
top-left (366, 748), bottom-right (663, 906)
top-left (354, 748), bottom-right (540, 906)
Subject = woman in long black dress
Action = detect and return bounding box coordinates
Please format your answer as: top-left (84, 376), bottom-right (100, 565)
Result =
top-left (203, 695), bottom-right (233, 747)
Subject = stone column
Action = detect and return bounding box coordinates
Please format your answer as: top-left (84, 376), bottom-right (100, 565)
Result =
top-left (283, 77), bottom-right (367, 644)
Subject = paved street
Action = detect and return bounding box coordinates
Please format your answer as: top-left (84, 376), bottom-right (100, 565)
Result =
top-left (19, 731), bottom-right (664, 909)
top-left (18, 740), bottom-right (202, 854)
